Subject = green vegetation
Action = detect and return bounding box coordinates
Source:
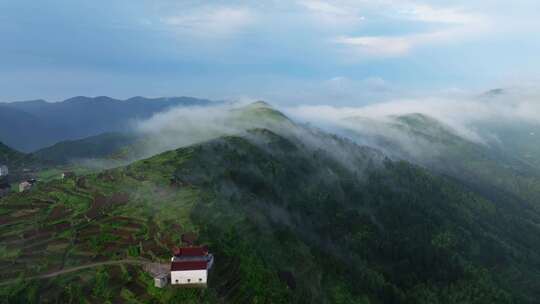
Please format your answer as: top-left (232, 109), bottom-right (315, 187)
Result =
top-left (1, 105), bottom-right (540, 303)
top-left (346, 113), bottom-right (540, 212)
top-left (33, 132), bottom-right (138, 164)
top-left (1, 122), bottom-right (539, 303)
top-left (0, 142), bottom-right (40, 171)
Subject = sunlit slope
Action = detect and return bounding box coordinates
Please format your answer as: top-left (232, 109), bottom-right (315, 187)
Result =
top-left (2, 125), bottom-right (540, 303)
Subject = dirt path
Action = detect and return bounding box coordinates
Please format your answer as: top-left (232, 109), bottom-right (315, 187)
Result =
top-left (0, 259), bottom-right (150, 286)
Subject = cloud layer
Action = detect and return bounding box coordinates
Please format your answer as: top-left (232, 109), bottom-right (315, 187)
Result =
top-left (283, 88), bottom-right (540, 143)
top-left (0, 0), bottom-right (539, 103)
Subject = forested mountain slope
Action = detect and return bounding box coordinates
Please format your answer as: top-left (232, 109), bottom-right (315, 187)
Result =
top-left (0, 142), bottom-right (41, 173)
top-left (1, 116), bottom-right (540, 303)
top-left (33, 133), bottom-right (139, 164)
top-left (341, 113), bottom-right (540, 212)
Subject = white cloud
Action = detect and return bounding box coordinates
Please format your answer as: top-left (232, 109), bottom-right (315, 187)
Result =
top-left (161, 6), bottom-right (255, 38)
top-left (284, 87), bottom-right (540, 144)
top-left (320, 1), bottom-right (491, 58)
top-left (397, 3), bottom-right (479, 24)
top-left (334, 30), bottom-right (459, 57)
top-left (298, 0), bottom-right (365, 27)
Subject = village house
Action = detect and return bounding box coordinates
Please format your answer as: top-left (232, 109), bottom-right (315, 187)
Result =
top-left (19, 179), bottom-right (36, 192)
top-left (170, 246), bottom-right (214, 287)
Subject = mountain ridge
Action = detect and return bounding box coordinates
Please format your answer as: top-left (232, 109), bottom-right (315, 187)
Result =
top-left (0, 96), bottom-right (216, 152)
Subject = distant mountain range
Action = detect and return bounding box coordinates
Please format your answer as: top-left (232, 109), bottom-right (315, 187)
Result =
top-left (0, 96), bottom-right (215, 152)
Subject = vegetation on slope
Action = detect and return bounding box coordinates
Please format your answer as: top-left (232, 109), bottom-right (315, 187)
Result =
top-left (0, 142), bottom-right (42, 174)
top-left (34, 132), bottom-right (138, 164)
top-left (2, 124), bottom-right (540, 303)
top-left (344, 113), bottom-right (540, 212)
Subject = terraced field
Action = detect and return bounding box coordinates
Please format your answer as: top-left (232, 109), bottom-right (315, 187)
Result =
top-left (0, 151), bottom-right (219, 303)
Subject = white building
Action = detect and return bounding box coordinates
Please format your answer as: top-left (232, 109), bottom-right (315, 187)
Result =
top-left (171, 261), bottom-right (208, 285)
top-left (170, 246), bottom-right (213, 287)
top-left (0, 165), bottom-right (8, 177)
top-left (154, 274), bottom-right (168, 288)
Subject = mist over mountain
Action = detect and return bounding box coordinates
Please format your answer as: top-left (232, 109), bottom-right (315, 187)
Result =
top-left (284, 89), bottom-right (540, 213)
top-left (2, 0), bottom-right (540, 302)
top-left (1, 101), bottom-right (540, 303)
top-left (0, 96), bottom-right (215, 152)
top-left (1, 97), bottom-right (540, 303)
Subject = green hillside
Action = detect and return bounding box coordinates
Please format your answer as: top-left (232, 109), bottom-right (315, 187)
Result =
top-left (477, 121), bottom-right (540, 170)
top-left (0, 142), bottom-right (28, 166)
top-left (1, 122), bottom-right (540, 303)
top-left (0, 142), bottom-right (42, 174)
top-left (34, 133), bottom-right (139, 164)
top-left (343, 113), bottom-right (540, 212)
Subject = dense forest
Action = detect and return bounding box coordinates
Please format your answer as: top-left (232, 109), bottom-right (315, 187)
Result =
top-left (2, 121), bottom-right (539, 303)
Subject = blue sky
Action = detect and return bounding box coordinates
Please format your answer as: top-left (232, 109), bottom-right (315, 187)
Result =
top-left (1, 0), bottom-right (539, 105)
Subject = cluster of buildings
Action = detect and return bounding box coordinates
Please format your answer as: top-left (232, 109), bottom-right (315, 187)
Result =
top-left (153, 245), bottom-right (214, 288)
top-left (0, 164), bottom-right (40, 197)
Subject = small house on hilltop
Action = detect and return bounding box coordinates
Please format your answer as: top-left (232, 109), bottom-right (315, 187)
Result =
top-left (170, 246), bottom-right (214, 287)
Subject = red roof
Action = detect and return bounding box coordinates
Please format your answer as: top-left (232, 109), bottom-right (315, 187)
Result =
top-left (174, 246), bottom-right (208, 257)
top-left (171, 260), bottom-right (208, 271)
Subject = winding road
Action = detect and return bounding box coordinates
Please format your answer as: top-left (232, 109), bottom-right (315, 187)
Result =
top-left (0, 259), bottom-right (151, 286)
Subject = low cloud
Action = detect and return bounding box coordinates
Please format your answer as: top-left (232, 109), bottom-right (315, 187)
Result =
top-left (283, 88), bottom-right (540, 144)
top-left (398, 3), bottom-right (479, 24)
top-left (161, 6), bottom-right (255, 38)
top-left (331, 1), bottom-right (490, 58)
top-left (121, 87), bottom-right (540, 169)
top-left (333, 25), bottom-right (486, 58)
top-left (134, 104), bottom-right (243, 156)
top-left (298, 0), bottom-right (365, 27)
